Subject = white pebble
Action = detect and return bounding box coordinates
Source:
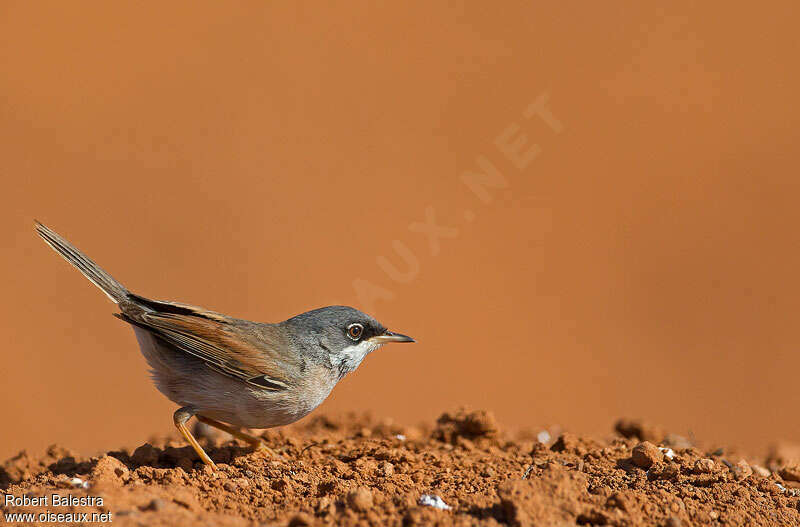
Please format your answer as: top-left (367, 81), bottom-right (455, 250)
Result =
top-left (536, 430), bottom-right (551, 444)
top-left (659, 447), bottom-right (676, 460)
top-left (774, 482), bottom-right (800, 496)
top-left (395, 434), bottom-right (407, 441)
top-left (419, 494), bottom-right (451, 510)
top-left (69, 477), bottom-right (89, 489)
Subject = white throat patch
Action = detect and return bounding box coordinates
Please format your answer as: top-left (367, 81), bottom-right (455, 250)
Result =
top-left (337, 339), bottom-right (382, 375)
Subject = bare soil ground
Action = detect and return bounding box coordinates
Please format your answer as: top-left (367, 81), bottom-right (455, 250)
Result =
top-left (2, 409), bottom-right (799, 526)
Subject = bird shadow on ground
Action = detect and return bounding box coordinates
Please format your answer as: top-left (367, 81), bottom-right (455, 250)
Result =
top-left (94, 442), bottom-right (256, 474)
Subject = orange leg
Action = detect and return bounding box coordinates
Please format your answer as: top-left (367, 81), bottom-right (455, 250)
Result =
top-left (173, 407), bottom-right (216, 468)
top-left (196, 415), bottom-right (281, 458)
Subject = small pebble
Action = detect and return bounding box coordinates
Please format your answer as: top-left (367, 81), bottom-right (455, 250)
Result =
top-left (731, 459), bottom-right (753, 480)
top-left (752, 465), bottom-right (771, 478)
top-left (379, 461), bottom-right (395, 477)
top-left (419, 494), bottom-right (451, 510)
top-left (632, 441), bottom-right (663, 469)
top-left (695, 458), bottom-right (716, 474)
top-left (68, 477), bottom-right (89, 489)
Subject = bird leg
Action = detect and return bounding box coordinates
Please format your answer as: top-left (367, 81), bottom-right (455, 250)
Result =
top-left (195, 415), bottom-right (281, 458)
top-left (173, 406), bottom-right (217, 468)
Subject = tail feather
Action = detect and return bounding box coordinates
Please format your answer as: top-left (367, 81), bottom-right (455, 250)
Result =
top-left (35, 221), bottom-right (129, 303)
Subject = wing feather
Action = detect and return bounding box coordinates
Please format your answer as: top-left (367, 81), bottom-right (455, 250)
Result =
top-left (117, 297), bottom-right (291, 391)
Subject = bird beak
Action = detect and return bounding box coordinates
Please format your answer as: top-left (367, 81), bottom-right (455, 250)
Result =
top-left (370, 330), bottom-right (415, 344)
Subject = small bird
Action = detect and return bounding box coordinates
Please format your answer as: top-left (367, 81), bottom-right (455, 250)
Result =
top-left (35, 222), bottom-right (414, 468)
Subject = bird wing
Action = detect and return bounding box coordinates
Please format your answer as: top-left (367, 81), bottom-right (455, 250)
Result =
top-left (117, 294), bottom-right (292, 391)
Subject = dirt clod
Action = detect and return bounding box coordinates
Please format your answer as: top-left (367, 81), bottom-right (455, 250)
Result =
top-left (732, 459), bottom-right (753, 480)
top-left (144, 498), bottom-right (167, 512)
top-left (131, 443), bottom-right (159, 466)
top-left (753, 464), bottom-right (771, 477)
top-left (632, 441), bottom-right (663, 468)
top-left (615, 418), bottom-right (665, 442)
top-left (434, 408), bottom-right (498, 443)
top-left (768, 443), bottom-right (800, 469)
top-left (780, 464), bottom-right (800, 482)
top-left (648, 461), bottom-right (679, 481)
top-left (378, 461), bottom-right (394, 477)
top-left (346, 486), bottom-right (373, 512)
top-left (694, 458), bottom-right (717, 474)
top-left (90, 454), bottom-right (129, 488)
top-left (288, 512), bottom-right (315, 526)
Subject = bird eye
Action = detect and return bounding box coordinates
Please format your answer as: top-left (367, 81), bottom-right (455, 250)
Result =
top-left (346, 323), bottom-right (364, 340)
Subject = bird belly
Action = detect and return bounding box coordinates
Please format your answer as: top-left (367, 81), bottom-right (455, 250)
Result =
top-left (132, 327), bottom-right (336, 429)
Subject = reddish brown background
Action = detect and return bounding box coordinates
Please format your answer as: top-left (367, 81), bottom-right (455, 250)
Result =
top-left (2, 2), bottom-right (799, 459)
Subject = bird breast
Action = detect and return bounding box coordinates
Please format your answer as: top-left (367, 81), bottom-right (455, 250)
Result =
top-left (242, 361), bottom-right (338, 428)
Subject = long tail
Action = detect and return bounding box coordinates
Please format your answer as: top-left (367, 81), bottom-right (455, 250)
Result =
top-left (35, 221), bottom-right (129, 304)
